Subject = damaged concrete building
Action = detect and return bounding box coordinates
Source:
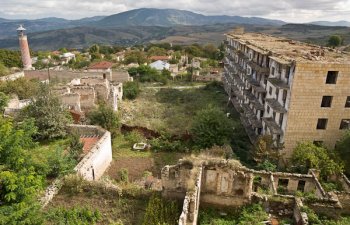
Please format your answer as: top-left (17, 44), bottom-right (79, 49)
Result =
top-left (162, 156), bottom-right (350, 225)
top-left (223, 29), bottom-right (350, 159)
top-left (52, 76), bottom-right (123, 112)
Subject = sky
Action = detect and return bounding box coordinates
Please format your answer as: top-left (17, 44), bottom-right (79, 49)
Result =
top-left (1, 0), bottom-right (350, 23)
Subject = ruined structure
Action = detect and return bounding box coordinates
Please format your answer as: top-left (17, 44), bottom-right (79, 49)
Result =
top-left (162, 156), bottom-right (350, 225)
top-left (41, 124), bottom-right (113, 207)
top-left (52, 76), bottom-right (123, 112)
top-left (223, 30), bottom-right (350, 159)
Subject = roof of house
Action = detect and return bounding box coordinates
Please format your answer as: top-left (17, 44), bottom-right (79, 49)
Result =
top-left (88, 61), bottom-right (114, 70)
top-left (80, 135), bottom-right (101, 154)
top-left (149, 56), bottom-right (170, 61)
top-left (149, 60), bottom-right (170, 70)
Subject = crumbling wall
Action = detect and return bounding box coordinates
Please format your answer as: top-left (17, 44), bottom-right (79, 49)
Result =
top-left (71, 125), bottom-right (112, 181)
top-left (200, 165), bottom-right (253, 207)
top-left (70, 86), bottom-right (96, 110)
top-left (179, 167), bottom-right (202, 225)
top-left (0, 71), bottom-right (25, 81)
top-left (59, 93), bottom-right (81, 111)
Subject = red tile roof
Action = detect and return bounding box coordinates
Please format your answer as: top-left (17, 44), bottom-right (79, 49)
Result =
top-left (149, 56), bottom-right (170, 61)
top-left (88, 61), bottom-right (114, 70)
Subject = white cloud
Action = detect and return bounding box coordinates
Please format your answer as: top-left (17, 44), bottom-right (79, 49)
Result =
top-left (0, 0), bottom-right (349, 22)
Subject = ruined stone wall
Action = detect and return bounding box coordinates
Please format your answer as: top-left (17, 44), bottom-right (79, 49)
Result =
top-left (70, 125), bottom-right (112, 181)
top-left (0, 71), bottom-right (24, 81)
top-left (59, 93), bottom-right (81, 111)
top-left (70, 86), bottom-right (96, 110)
top-left (200, 166), bottom-right (253, 207)
top-left (24, 70), bottom-right (131, 83)
top-left (284, 62), bottom-right (350, 158)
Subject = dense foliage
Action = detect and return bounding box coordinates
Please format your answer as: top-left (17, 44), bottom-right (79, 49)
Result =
top-left (0, 92), bottom-right (9, 113)
top-left (0, 62), bottom-right (10, 77)
top-left (335, 131), bottom-right (350, 175)
top-left (199, 204), bottom-right (268, 225)
top-left (291, 142), bottom-right (343, 178)
top-left (128, 65), bottom-right (169, 84)
top-left (142, 194), bottom-right (179, 225)
top-left (0, 49), bottom-right (22, 68)
top-left (0, 118), bottom-right (44, 223)
top-left (20, 84), bottom-right (72, 140)
top-left (87, 103), bottom-right (120, 135)
top-left (45, 207), bottom-right (101, 225)
top-left (0, 78), bottom-right (40, 99)
top-left (328, 35), bottom-right (343, 47)
top-left (191, 106), bottom-right (233, 149)
top-left (123, 81), bottom-right (141, 100)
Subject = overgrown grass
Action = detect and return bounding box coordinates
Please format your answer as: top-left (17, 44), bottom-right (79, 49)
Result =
top-left (121, 82), bottom-right (230, 135)
top-left (112, 133), bottom-right (151, 158)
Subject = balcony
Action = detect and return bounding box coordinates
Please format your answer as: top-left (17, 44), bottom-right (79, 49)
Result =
top-left (268, 78), bottom-right (289, 90)
top-left (262, 117), bottom-right (283, 135)
top-left (248, 61), bottom-right (269, 74)
top-left (244, 91), bottom-right (264, 111)
top-left (252, 85), bottom-right (266, 93)
top-left (241, 115), bottom-right (258, 143)
top-left (265, 98), bottom-right (287, 113)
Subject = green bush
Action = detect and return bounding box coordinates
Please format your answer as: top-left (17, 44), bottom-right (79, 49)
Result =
top-left (123, 81), bottom-right (140, 100)
top-left (45, 207), bottom-right (101, 224)
top-left (118, 168), bottom-right (129, 183)
top-left (124, 131), bottom-right (145, 146)
top-left (191, 106), bottom-right (233, 149)
top-left (142, 194), bottom-right (179, 225)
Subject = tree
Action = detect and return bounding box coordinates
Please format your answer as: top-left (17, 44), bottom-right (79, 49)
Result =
top-left (0, 49), bottom-right (22, 68)
top-left (291, 142), bottom-right (343, 178)
top-left (0, 62), bottom-right (9, 76)
top-left (87, 103), bottom-right (120, 134)
top-left (252, 135), bottom-right (282, 166)
top-left (0, 78), bottom-right (40, 99)
top-left (21, 85), bottom-right (72, 140)
top-left (123, 81), bottom-right (140, 100)
top-left (89, 44), bottom-right (100, 54)
top-left (191, 106), bottom-right (233, 149)
top-left (335, 131), bottom-right (350, 175)
top-left (328, 35), bottom-right (343, 48)
top-left (0, 92), bottom-right (9, 114)
top-left (124, 51), bottom-right (148, 65)
top-left (68, 132), bottom-right (84, 161)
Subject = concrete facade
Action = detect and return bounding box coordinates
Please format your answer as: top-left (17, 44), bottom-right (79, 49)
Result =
top-left (223, 31), bottom-right (350, 158)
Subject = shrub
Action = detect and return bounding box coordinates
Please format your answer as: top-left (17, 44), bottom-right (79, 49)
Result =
top-left (45, 207), bottom-right (101, 224)
top-left (142, 194), bottom-right (179, 225)
top-left (118, 168), bottom-right (129, 183)
top-left (191, 106), bottom-right (233, 149)
top-left (123, 81), bottom-right (140, 100)
top-left (124, 131), bottom-right (145, 146)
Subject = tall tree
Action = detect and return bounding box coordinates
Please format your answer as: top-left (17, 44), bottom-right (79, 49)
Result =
top-left (335, 131), bottom-right (350, 175)
top-left (191, 106), bottom-right (233, 149)
top-left (87, 103), bottom-right (120, 135)
top-left (20, 85), bottom-right (72, 140)
top-left (328, 35), bottom-right (343, 48)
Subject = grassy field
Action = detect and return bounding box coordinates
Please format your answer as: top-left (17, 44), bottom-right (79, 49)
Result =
top-left (121, 82), bottom-right (231, 135)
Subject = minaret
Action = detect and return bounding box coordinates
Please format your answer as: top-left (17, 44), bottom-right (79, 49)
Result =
top-left (17, 25), bottom-right (32, 70)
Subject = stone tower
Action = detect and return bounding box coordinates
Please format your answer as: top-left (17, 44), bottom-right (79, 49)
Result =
top-left (17, 25), bottom-right (32, 70)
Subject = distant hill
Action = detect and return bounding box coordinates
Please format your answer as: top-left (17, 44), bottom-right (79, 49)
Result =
top-left (0, 8), bottom-right (285, 39)
top-left (96, 8), bottom-right (286, 27)
top-left (310, 21), bottom-right (350, 27)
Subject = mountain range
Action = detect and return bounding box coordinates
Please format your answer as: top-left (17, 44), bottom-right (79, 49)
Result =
top-left (0, 8), bottom-right (349, 50)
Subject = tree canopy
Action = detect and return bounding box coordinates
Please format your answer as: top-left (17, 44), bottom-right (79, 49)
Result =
top-left (87, 103), bottom-right (120, 135)
top-left (291, 142), bottom-right (343, 178)
top-left (191, 106), bottom-right (233, 149)
top-left (20, 85), bottom-right (72, 140)
top-left (335, 131), bottom-right (350, 175)
top-left (328, 35), bottom-right (343, 48)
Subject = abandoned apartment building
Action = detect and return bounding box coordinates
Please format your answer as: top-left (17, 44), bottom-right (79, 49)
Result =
top-left (162, 156), bottom-right (350, 225)
top-left (223, 29), bottom-right (350, 159)
top-left (51, 76), bottom-right (123, 113)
